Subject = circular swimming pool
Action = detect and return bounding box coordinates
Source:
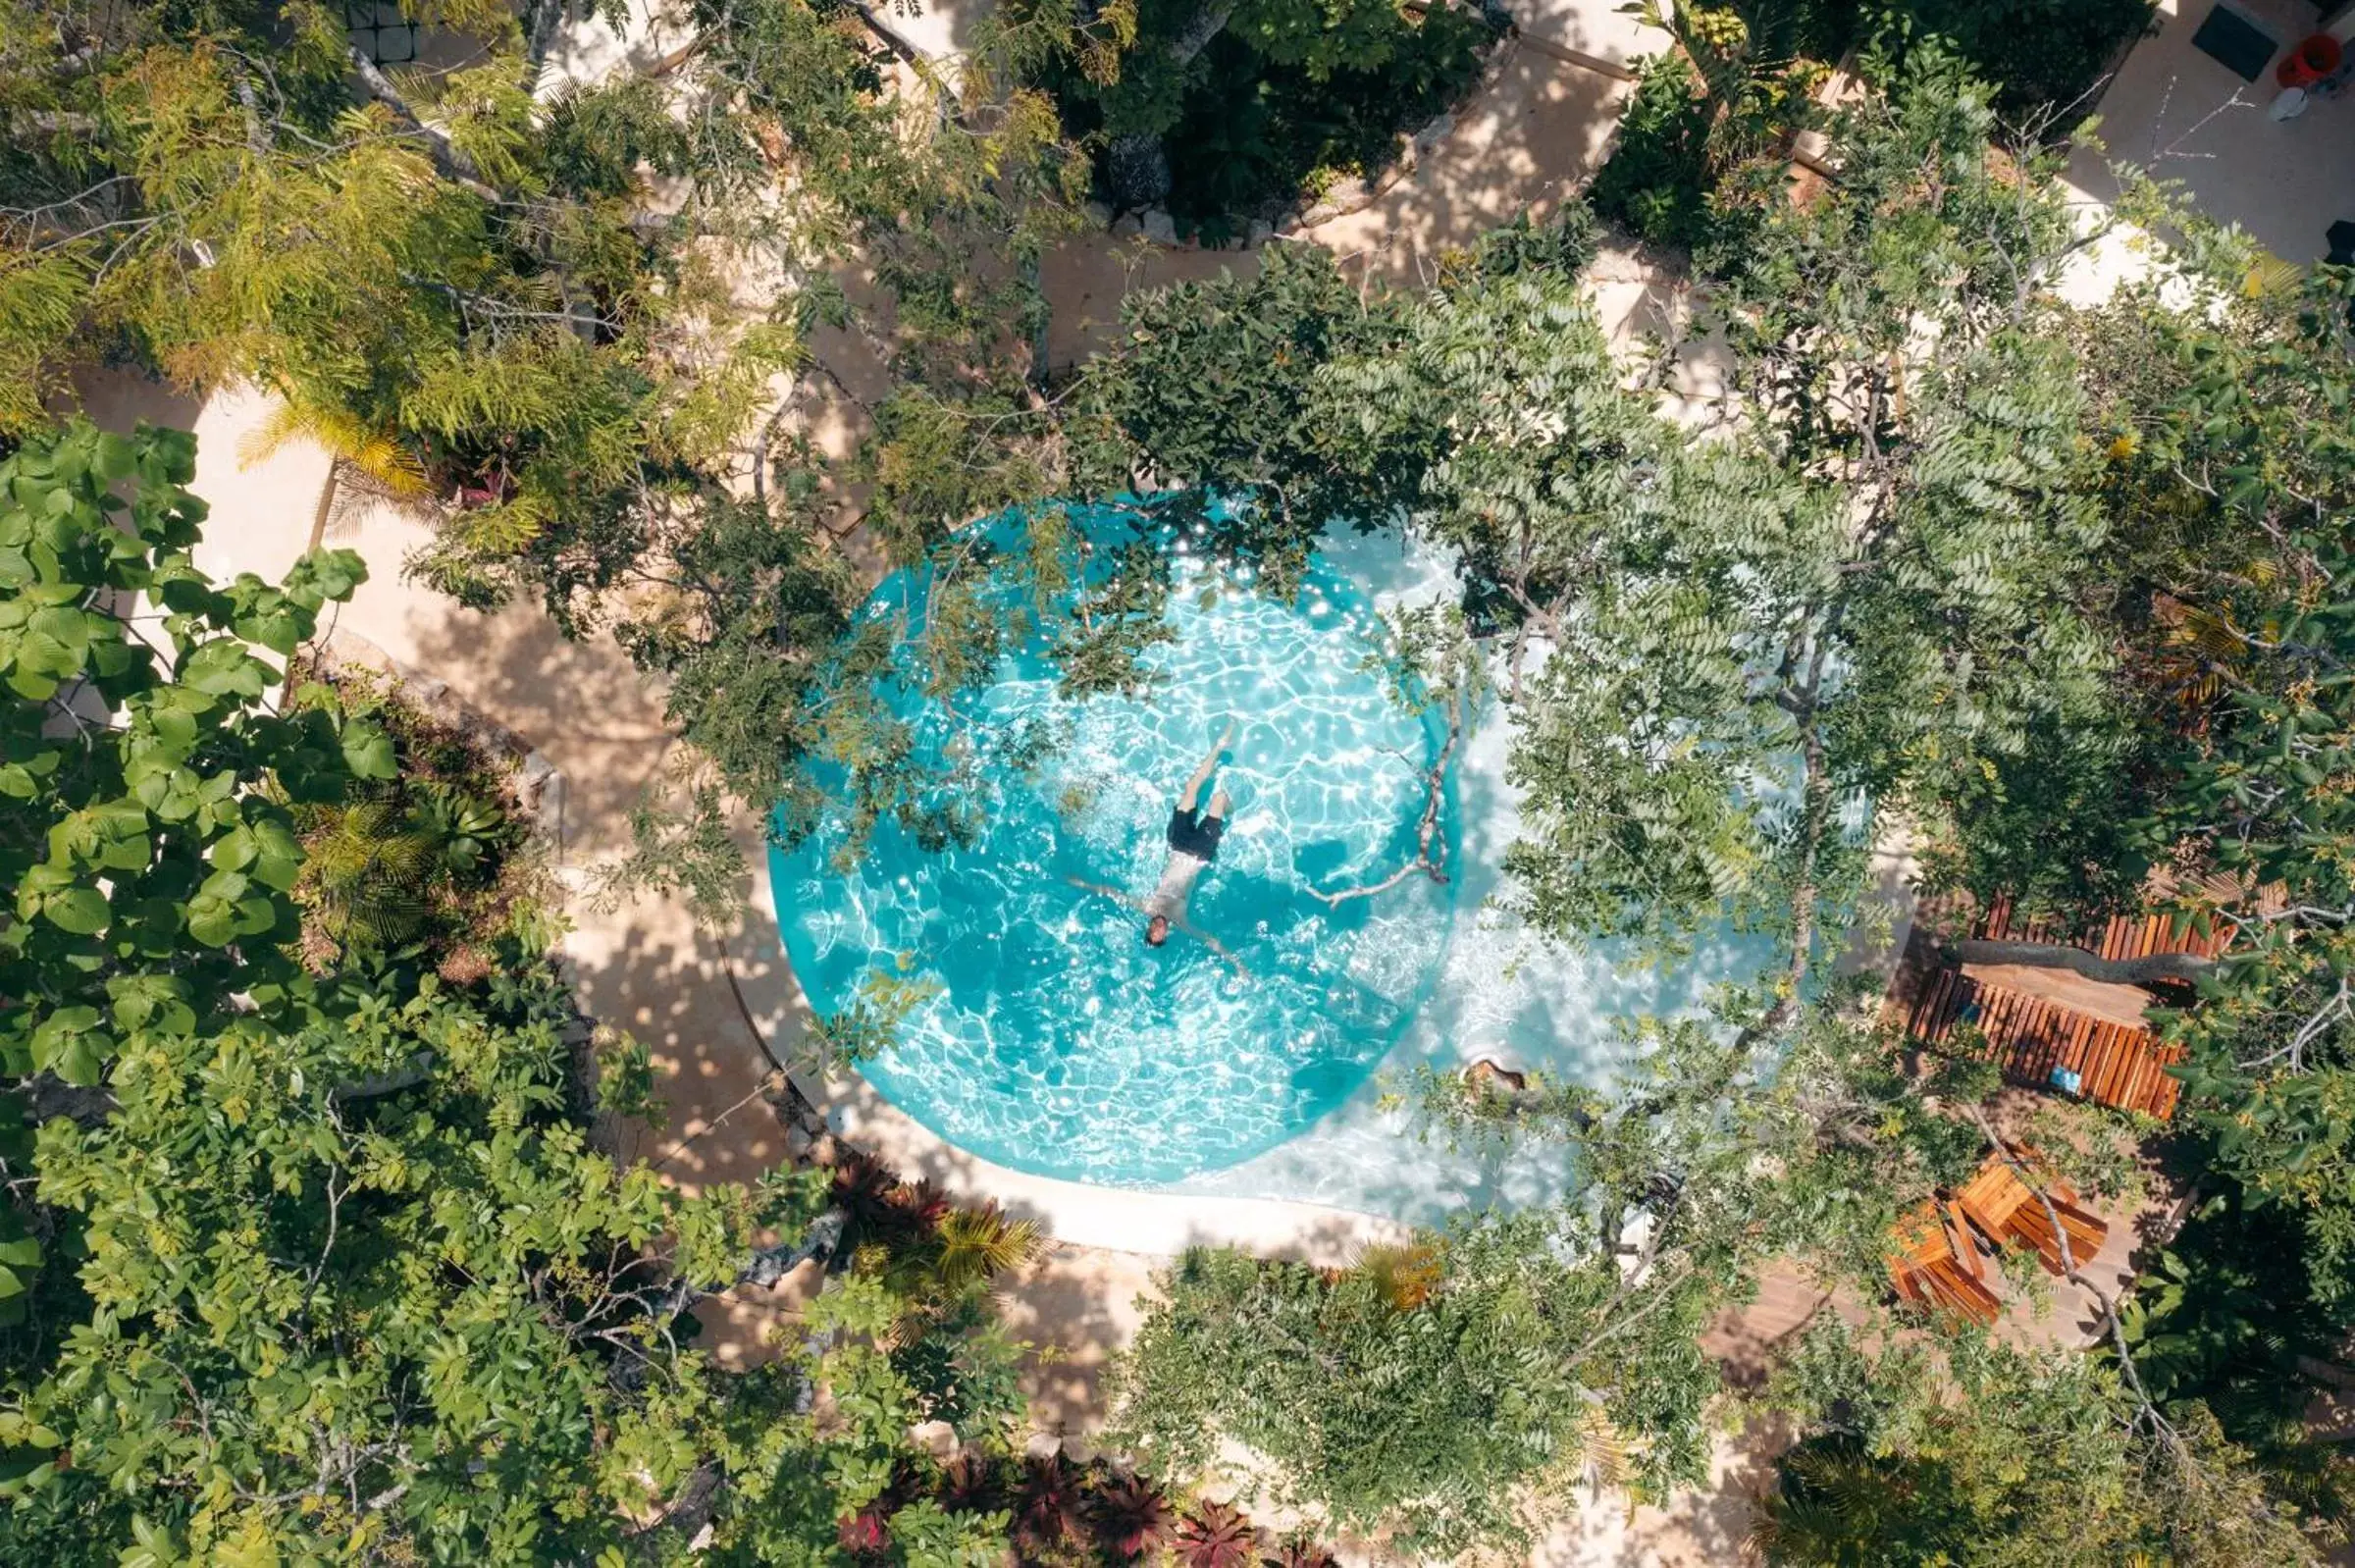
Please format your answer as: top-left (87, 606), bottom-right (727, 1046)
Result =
top-left (769, 510), bottom-right (1461, 1184)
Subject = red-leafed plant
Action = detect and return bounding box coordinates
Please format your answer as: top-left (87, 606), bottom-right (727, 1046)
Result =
top-left (1178, 1498), bottom-right (1261, 1568)
top-left (1017, 1452), bottom-right (1085, 1552)
top-left (935, 1451), bottom-right (1005, 1513)
top-left (1263, 1535), bottom-right (1338, 1568)
top-left (1088, 1469), bottom-right (1177, 1562)
top-left (837, 1505), bottom-right (890, 1559)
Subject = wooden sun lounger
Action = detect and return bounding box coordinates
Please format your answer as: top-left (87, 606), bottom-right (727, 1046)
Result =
top-left (1952, 1152), bottom-right (2109, 1278)
top-left (1887, 1201), bottom-right (2002, 1327)
top-left (1904, 970), bottom-right (2184, 1120)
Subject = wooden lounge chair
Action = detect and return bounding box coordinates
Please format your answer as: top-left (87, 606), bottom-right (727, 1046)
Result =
top-left (1887, 1200), bottom-right (2002, 1328)
top-left (1952, 1151), bottom-right (2109, 1279)
top-left (1904, 970), bottom-right (2185, 1120)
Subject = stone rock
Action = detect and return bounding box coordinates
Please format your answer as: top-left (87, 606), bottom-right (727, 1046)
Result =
top-left (1104, 131), bottom-right (1171, 212)
top-left (1082, 200), bottom-right (1114, 230)
top-left (1246, 220), bottom-right (1275, 246)
top-left (1141, 209), bottom-right (1178, 246)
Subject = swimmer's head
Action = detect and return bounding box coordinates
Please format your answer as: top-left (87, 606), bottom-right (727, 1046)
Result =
top-left (1145, 915), bottom-right (1172, 946)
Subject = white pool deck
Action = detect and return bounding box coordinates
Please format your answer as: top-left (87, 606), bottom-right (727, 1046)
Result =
top-left (2064, 0), bottom-right (2355, 267)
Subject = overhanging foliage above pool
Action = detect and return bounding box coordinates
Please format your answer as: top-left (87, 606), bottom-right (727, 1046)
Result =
top-left (770, 506), bottom-right (1462, 1183)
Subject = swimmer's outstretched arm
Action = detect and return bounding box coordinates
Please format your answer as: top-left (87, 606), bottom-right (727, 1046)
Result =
top-left (1177, 720), bottom-right (1238, 812)
top-left (1175, 915), bottom-right (1247, 975)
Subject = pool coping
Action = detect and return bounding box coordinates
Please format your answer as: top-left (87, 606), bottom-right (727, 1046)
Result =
top-left (732, 856), bottom-right (1420, 1265)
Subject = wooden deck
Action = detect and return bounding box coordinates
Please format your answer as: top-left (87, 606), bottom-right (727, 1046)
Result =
top-left (1971, 892), bottom-right (2233, 968)
top-left (1905, 968), bottom-right (2184, 1120)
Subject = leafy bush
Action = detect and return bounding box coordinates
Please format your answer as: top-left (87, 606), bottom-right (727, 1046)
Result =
top-left (1590, 53), bottom-right (1718, 251)
top-left (1159, 11), bottom-right (1493, 240)
top-left (1872, 0), bottom-right (2156, 121)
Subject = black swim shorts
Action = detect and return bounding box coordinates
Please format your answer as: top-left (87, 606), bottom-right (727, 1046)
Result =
top-left (1167, 806), bottom-right (1226, 862)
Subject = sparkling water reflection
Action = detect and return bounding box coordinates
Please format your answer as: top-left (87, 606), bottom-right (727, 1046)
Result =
top-left (769, 516), bottom-right (1460, 1184)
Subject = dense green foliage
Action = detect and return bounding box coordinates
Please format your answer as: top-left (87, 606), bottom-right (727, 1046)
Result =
top-left (1755, 1323), bottom-right (2319, 1565)
top-left (0, 423), bottom-right (1057, 1564)
top-left (1012, 0), bottom-right (1495, 238)
top-left (1081, 59), bottom-right (2349, 1560)
top-left (2, 0), bottom-right (2349, 1556)
top-left (1112, 1006), bottom-right (1919, 1555)
top-left (1594, 1), bottom-right (2154, 254)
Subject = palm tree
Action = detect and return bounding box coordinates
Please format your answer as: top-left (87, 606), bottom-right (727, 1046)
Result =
top-left (240, 396), bottom-right (432, 499)
top-left (931, 1201), bottom-right (1046, 1294)
top-left (298, 801), bottom-right (439, 950)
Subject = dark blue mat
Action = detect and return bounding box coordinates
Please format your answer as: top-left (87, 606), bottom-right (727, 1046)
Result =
top-left (2191, 5), bottom-right (2280, 82)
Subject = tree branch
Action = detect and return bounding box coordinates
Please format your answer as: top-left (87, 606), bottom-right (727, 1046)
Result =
top-left (1941, 939), bottom-right (2215, 987)
top-left (344, 46), bottom-right (503, 203)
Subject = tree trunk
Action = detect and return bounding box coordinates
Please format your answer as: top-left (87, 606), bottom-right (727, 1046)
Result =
top-left (1171, 0), bottom-right (1238, 65)
top-left (1941, 939), bottom-right (2215, 988)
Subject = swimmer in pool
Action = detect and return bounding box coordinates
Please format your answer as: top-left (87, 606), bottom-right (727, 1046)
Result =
top-left (1145, 721), bottom-right (1234, 945)
top-left (1063, 721), bottom-right (1244, 970)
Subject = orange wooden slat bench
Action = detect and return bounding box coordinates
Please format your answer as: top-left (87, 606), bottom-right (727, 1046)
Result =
top-left (1952, 1150), bottom-right (2109, 1278)
top-left (1905, 971), bottom-right (2184, 1119)
top-left (1973, 893), bottom-right (2233, 967)
top-left (1887, 1200), bottom-right (2002, 1327)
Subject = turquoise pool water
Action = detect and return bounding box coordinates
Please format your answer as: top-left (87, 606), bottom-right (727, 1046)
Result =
top-left (769, 515), bottom-right (1460, 1184)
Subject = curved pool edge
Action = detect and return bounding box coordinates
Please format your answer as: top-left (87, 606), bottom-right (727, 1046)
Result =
top-left (733, 854), bottom-right (1417, 1263)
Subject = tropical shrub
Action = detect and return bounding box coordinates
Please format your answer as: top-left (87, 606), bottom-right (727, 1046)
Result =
top-left (1756, 1322), bottom-right (2333, 1565)
top-left (1590, 52), bottom-right (1726, 251)
top-left (1013, 0), bottom-right (1497, 239)
top-left (1088, 1469), bottom-right (1178, 1561)
top-left (0, 419), bottom-right (1047, 1564)
top-left (1872, 0), bottom-right (2156, 121)
top-left (281, 661), bottom-right (550, 965)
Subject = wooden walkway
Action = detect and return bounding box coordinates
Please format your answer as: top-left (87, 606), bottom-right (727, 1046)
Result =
top-left (1905, 969), bottom-right (2184, 1120)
